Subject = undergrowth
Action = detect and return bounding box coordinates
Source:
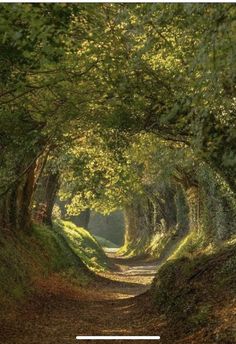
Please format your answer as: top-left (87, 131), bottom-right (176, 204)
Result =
top-left (119, 227), bottom-right (182, 259)
top-left (151, 231), bottom-right (236, 343)
top-left (94, 235), bottom-right (118, 248)
top-left (118, 236), bottom-right (149, 257)
top-left (54, 220), bottom-right (111, 271)
top-left (0, 220), bottom-right (109, 313)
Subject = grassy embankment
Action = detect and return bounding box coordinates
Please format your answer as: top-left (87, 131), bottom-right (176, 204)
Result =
top-left (119, 226), bottom-right (184, 259)
top-left (95, 235), bottom-right (118, 248)
top-left (151, 230), bottom-right (236, 343)
top-left (119, 224), bottom-right (236, 342)
top-left (0, 220), bottom-right (110, 314)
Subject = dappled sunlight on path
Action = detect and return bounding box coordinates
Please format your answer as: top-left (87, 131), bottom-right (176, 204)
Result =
top-left (1, 248), bottom-right (164, 344)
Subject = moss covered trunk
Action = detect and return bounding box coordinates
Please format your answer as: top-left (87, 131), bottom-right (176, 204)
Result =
top-left (34, 171), bottom-right (60, 226)
top-left (123, 184), bottom-right (178, 255)
top-left (0, 161), bottom-right (37, 232)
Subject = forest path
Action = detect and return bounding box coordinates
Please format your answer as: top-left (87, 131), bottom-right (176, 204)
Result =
top-left (2, 249), bottom-right (164, 344)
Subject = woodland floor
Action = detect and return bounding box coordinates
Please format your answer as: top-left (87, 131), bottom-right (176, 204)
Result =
top-left (1, 248), bottom-right (235, 344)
top-left (1, 248), bottom-right (164, 344)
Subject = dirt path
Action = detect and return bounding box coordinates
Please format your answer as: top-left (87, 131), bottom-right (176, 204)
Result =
top-left (1, 250), bottom-right (164, 344)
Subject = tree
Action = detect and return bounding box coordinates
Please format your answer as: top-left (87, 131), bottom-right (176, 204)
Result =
top-left (0, 3), bottom-right (235, 241)
top-left (0, 4), bottom-right (113, 231)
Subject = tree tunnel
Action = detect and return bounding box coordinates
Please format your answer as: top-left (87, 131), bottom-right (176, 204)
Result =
top-left (0, 4), bottom-right (236, 343)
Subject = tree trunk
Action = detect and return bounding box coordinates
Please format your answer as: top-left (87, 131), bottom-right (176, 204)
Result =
top-left (18, 162), bottom-right (37, 231)
top-left (124, 200), bottom-right (151, 253)
top-left (0, 161), bottom-right (37, 232)
top-left (34, 171), bottom-right (60, 226)
top-left (123, 184), bottom-right (179, 254)
top-left (186, 186), bottom-right (202, 232)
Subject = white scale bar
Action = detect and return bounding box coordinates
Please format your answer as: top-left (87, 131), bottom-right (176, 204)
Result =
top-left (76, 336), bottom-right (160, 340)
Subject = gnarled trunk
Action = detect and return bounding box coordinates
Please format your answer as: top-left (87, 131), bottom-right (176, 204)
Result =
top-left (124, 202), bottom-right (150, 252)
top-left (0, 161), bottom-right (37, 232)
top-left (34, 171), bottom-right (60, 226)
top-left (124, 184), bottom-right (178, 254)
top-left (186, 186), bottom-right (201, 232)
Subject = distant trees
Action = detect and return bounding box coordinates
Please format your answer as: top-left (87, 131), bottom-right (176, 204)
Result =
top-left (88, 211), bottom-right (125, 246)
top-left (122, 133), bottom-right (236, 254)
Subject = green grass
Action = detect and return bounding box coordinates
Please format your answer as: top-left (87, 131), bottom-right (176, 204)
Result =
top-left (94, 235), bottom-right (118, 248)
top-left (0, 220), bottom-right (110, 311)
top-left (119, 227), bottom-right (179, 258)
top-left (148, 227), bottom-right (179, 258)
top-left (151, 232), bottom-right (236, 338)
top-left (167, 229), bottom-right (209, 261)
top-left (118, 236), bottom-right (149, 257)
top-left (54, 220), bottom-right (111, 272)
